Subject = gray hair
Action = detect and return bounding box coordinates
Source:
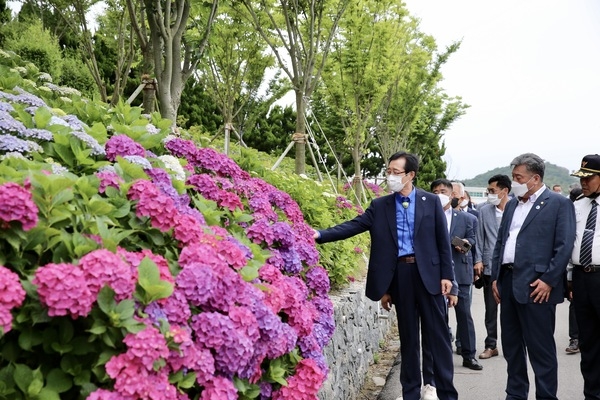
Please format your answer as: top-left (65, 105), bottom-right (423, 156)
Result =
top-left (510, 153), bottom-right (545, 180)
top-left (451, 181), bottom-right (465, 196)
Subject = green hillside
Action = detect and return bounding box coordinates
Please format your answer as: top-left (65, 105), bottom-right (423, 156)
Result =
top-left (462, 162), bottom-right (580, 194)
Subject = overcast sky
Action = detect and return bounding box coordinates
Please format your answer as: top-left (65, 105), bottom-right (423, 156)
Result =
top-left (402, 0), bottom-right (600, 179)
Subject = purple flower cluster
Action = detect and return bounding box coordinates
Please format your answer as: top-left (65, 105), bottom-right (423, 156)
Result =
top-left (0, 181), bottom-right (39, 231)
top-left (0, 265), bottom-right (26, 333)
top-left (105, 134), bottom-right (146, 162)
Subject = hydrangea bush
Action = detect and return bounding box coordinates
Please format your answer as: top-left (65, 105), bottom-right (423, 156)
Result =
top-left (0, 50), bottom-right (365, 399)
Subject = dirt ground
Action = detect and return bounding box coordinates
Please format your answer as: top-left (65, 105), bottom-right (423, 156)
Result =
top-left (356, 324), bottom-right (400, 400)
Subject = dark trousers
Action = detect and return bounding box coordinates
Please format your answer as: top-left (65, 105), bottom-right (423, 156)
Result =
top-left (573, 269), bottom-right (600, 399)
top-left (483, 274), bottom-right (499, 349)
top-left (500, 271), bottom-right (558, 400)
top-left (568, 299), bottom-right (579, 341)
top-left (389, 260), bottom-right (458, 400)
top-left (454, 283), bottom-right (477, 360)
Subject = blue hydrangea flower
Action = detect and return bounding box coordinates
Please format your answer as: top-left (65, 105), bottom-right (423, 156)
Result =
top-left (123, 155), bottom-right (152, 169)
top-left (71, 130), bottom-right (105, 156)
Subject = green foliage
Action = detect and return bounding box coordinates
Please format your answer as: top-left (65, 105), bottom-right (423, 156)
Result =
top-left (3, 21), bottom-right (62, 79)
top-left (58, 56), bottom-right (97, 99)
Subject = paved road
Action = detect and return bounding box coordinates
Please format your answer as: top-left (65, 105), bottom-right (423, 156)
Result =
top-left (377, 287), bottom-right (584, 400)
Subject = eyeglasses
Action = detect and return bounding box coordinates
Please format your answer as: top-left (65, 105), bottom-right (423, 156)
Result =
top-left (386, 170), bottom-right (407, 176)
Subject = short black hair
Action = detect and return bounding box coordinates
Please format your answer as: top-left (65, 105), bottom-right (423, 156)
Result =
top-left (488, 174), bottom-right (512, 193)
top-left (430, 178), bottom-right (453, 192)
top-left (389, 151), bottom-right (419, 175)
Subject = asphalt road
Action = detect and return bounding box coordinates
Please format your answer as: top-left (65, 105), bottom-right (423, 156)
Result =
top-left (377, 287), bottom-right (585, 400)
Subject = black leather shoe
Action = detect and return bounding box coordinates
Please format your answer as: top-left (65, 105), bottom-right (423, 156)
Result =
top-left (456, 346), bottom-right (462, 355)
top-left (463, 358), bottom-right (483, 370)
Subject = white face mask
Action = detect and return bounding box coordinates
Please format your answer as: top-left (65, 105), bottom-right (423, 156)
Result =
top-left (437, 193), bottom-right (450, 208)
top-left (511, 176), bottom-right (534, 198)
top-left (460, 199), bottom-right (469, 208)
top-left (387, 174), bottom-right (406, 193)
top-left (487, 193), bottom-right (502, 206)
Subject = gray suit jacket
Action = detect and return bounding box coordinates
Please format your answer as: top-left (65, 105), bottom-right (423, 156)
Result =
top-left (450, 210), bottom-right (476, 285)
top-left (491, 188), bottom-right (576, 304)
top-left (474, 203), bottom-right (500, 275)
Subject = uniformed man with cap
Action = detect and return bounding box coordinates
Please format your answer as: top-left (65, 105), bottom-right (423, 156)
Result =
top-left (570, 154), bottom-right (600, 400)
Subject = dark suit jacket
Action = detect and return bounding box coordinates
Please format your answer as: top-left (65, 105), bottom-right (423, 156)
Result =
top-left (449, 210), bottom-right (476, 285)
top-left (317, 188), bottom-right (455, 301)
top-left (491, 188), bottom-right (576, 304)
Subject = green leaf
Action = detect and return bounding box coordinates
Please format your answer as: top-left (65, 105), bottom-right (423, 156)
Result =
top-left (88, 197), bottom-right (115, 215)
top-left (27, 376), bottom-right (43, 396)
top-left (34, 105), bottom-right (53, 128)
top-left (37, 387), bottom-right (61, 400)
top-left (97, 286), bottom-right (117, 315)
top-left (115, 299), bottom-right (135, 320)
top-left (239, 265), bottom-right (259, 282)
top-left (13, 364), bottom-right (33, 394)
top-left (135, 257), bottom-right (174, 305)
top-left (45, 369), bottom-right (72, 393)
top-left (50, 188), bottom-right (74, 208)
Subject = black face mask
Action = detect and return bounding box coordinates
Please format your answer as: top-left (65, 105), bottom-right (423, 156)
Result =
top-left (451, 197), bottom-right (460, 208)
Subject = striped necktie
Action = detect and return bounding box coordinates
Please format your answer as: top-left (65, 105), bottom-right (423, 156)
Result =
top-left (580, 201), bottom-right (597, 266)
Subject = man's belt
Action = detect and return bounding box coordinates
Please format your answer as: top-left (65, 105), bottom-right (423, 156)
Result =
top-left (501, 263), bottom-right (514, 270)
top-left (398, 255), bottom-right (416, 264)
top-left (574, 264), bottom-right (600, 273)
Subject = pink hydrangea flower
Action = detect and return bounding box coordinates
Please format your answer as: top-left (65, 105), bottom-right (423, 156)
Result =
top-left (199, 376), bottom-right (238, 400)
top-left (0, 181), bottom-right (39, 231)
top-left (86, 388), bottom-right (131, 400)
top-left (105, 134), bottom-right (146, 162)
top-left (122, 326), bottom-right (170, 369)
top-left (79, 249), bottom-right (136, 301)
top-left (33, 263), bottom-right (96, 318)
top-left (0, 265), bottom-right (26, 333)
top-left (272, 359), bottom-right (325, 400)
top-left (96, 170), bottom-right (124, 194)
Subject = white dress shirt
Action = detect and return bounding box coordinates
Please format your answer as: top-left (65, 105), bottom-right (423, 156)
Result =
top-left (444, 207), bottom-right (453, 233)
top-left (502, 185), bottom-right (546, 264)
top-left (571, 196), bottom-right (600, 265)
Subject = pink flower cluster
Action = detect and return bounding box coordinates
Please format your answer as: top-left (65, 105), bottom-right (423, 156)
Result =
top-left (128, 180), bottom-right (178, 231)
top-left (0, 181), bottom-right (39, 231)
top-left (0, 265), bottom-right (26, 333)
top-left (33, 248), bottom-right (160, 318)
top-left (105, 134), bottom-right (146, 162)
top-left (100, 326), bottom-right (184, 399)
top-left (96, 170), bottom-right (124, 193)
top-left (272, 359), bottom-right (325, 400)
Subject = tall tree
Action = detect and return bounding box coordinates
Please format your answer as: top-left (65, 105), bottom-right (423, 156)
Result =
top-left (198, 3), bottom-right (277, 154)
top-left (320, 0), bottom-right (409, 198)
top-left (131, 0), bottom-right (218, 126)
top-left (241, 0), bottom-right (350, 175)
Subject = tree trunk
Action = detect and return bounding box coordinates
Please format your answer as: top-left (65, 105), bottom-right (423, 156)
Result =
top-left (294, 90), bottom-right (306, 175)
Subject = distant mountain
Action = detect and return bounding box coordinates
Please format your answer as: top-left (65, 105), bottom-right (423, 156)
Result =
top-left (462, 162), bottom-right (580, 193)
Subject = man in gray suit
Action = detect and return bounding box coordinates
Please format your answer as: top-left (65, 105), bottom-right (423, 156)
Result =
top-left (491, 153), bottom-right (576, 400)
top-left (473, 174), bottom-right (512, 360)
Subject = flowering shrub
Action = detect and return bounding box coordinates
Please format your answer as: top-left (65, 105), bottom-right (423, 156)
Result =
top-left (0, 51), bottom-right (345, 399)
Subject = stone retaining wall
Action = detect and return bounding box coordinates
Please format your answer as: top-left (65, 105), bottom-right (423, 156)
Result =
top-left (318, 278), bottom-right (398, 400)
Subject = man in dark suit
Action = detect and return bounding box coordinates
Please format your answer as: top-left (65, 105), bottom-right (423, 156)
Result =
top-left (314, 152), bottom-right (458, 400)
top-left (432, 179), bottom-right (482, 371)
top-left (491, 153), bottom-right (576, 400)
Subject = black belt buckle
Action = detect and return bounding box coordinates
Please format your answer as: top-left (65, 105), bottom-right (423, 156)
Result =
top-left (584, 265), bottom-right (595, 273)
